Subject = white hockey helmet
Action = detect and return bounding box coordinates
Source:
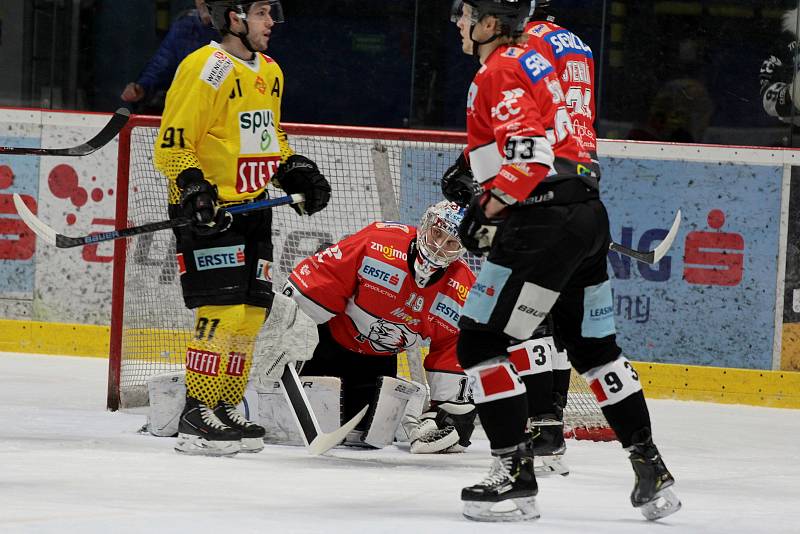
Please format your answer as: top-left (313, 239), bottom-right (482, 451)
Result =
top-left (416, 201), bottom-right (466, 271)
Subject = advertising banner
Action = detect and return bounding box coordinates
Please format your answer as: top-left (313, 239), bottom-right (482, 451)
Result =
top-left (0, 109), bottom-right (794, 371)
top-left (0, 110), bottom-right (119, 324)
top-left (603, 157), bottom-right (782, 369)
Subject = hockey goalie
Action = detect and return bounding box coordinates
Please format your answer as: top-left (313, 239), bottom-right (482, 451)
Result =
top-left (275, 200), bottom-right (480, 453)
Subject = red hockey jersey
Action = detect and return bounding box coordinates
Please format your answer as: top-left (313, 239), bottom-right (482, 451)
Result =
top-left (465, 42), bottom-right (596, 203)
top-left (286, 222), bottom-right (476, 373)
top-left (524, 20), bottom-right (598, 163)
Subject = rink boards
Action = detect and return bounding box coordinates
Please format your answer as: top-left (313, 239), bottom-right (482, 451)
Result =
top-left (1, 108), bottom-right (800, 400)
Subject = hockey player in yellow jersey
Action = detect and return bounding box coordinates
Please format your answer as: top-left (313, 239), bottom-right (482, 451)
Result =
top-left (154, 0), bottom-right (331, 456)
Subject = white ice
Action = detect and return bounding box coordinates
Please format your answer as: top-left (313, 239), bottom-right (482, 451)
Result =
top-left (1, 353), bottom-right (798, 534)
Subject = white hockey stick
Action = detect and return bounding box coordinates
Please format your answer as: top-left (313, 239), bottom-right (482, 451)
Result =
top-left (280, 365), bottom-right (368, 455)
top-left (13, 193), bottom-right (304, 248)
top-left (609, 210), bottom-right (681, 265)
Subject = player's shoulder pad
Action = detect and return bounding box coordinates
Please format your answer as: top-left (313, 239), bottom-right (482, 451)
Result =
top-left (196, 47), bottom-right (235, 90)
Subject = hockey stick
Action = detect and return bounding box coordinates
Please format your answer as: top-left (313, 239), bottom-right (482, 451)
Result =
top-left (12, 193), bottom-right (305, 249)
top-left (0, 108), bottom-right (130, 157)
top-left (609, 210), bottom-right (681, 265)
top-left (280, 364), bottom-right (369, 455)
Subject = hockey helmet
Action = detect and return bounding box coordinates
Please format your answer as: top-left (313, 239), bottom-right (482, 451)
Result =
top-left (451, 0), bottom-right (536, 38)
top-left (416, 201), bottom-right (466, 269)
top-left (206, 0), bottom-right (284, 33)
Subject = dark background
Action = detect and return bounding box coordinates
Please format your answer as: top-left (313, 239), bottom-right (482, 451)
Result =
top-left (1, 0), bottom-right (799, 146)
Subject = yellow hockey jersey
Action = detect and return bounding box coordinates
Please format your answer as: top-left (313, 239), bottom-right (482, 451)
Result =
top-left (154, 42), bottom-right (293, 203)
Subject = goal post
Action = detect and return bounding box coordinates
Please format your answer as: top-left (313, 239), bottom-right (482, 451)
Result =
top-left (108, 115), bottom-right (613, 441)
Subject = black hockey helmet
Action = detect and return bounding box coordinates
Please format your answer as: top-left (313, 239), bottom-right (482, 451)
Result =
top-left (206, 1), bottom-right (284, 33)
top-left (450, 0), bottom-right (536, 38)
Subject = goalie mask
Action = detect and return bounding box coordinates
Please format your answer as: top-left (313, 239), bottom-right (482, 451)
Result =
top-left (414, 201), bottom-right (466, 286)
top-left (207, 0), bottom-right (284, 52)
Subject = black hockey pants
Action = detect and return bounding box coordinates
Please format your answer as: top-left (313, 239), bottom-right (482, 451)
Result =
top-left (457, 198), bottom-right (622, 374)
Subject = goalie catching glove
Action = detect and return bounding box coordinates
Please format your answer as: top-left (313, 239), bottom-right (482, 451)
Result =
top-left (274, 154), bottom-right (331, 216)
top-left (409, 402), bottom-right (476, 454)
top-left (176, 168), bottom-right (232, 235)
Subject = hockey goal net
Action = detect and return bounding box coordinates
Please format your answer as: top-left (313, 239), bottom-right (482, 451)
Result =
top-left (108, 115), bottom-right (614, 441)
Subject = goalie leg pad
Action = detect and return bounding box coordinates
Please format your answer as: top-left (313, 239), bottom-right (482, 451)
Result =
top-left (147, 371), bottom-right (186, 437)
top-left (361, 376), bottom-right (421, 449)
top-left (252, 293), bottom-right (318, 386)
top-left (396, 381), bottom-right (430, 443)
top-left (255, 376), bottom-right (342, 446)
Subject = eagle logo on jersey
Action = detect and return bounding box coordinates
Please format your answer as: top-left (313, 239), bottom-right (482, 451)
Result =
top-left (356, 319), bottom-right (416, 352)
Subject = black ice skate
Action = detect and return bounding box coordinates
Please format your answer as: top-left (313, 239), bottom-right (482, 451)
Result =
top-left (628, 429), bottom-right (681, 520)
top-left (174, 397), bottom-right (241, 456)
top-left (461, 444), bottom-right (540, 522)
top-left (528, 415), bottom-right (569, 476)
top-left (214, 401), bottom-right (266, 453)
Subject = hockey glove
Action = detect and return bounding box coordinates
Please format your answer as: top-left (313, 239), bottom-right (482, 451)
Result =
top-left (759, 55), bottom-right (789, 95)
top-left (274, 154), bottom-right (331, 216)
top-left (458, 192), bottom-right (507, 256)
top-left (257, 293), bottom-right (317, 381)
top-left (441, 151), bottom-right (480, 208)
top-left (176, 168), bottom-right (232, 235)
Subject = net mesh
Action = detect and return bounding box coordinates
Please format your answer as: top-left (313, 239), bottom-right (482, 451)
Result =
top-left (113, 119), bottom-right (612, 440)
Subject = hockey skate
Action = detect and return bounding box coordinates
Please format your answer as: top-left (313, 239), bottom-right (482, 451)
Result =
top-left (174, 397), bottom-right (241, 456)
top-left (214, 401), bottom-right (266, 453)
top-left (343, 429), bottom-right (378, 449)
top-left (461, 445), bottom-right (540, 522)
top-left (628, 429), bottom-right (681, 520)
top-left (528, 415), bottom-right (569, 477)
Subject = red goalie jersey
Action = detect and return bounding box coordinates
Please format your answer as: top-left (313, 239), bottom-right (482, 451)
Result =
top-left (466, 40), bottom-right (598, 203)
top-left (285, 222), bottom-right (476, 373)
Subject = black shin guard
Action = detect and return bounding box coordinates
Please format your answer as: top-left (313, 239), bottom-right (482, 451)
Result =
top-left (476, 394), bottom-right (529, 451)
top-left (521, 372), bottom-right (555, 418)
top-left (599, 391), bottom-right (652, 448)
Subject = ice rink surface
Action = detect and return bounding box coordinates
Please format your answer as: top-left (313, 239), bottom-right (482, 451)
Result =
top-left (1, 353), bottom-right (798, 534)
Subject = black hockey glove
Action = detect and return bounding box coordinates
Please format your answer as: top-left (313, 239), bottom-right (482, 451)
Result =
top-left (441, 152), bottom-right (480, 208)
top-left (274, 154), bottom-right (331, 216)
top-left (458, 192), bottom-right (508, 256)
top-left (759, 55), bottom-right (791, 95)
top-left (176, 168), bottom-right (232, 235)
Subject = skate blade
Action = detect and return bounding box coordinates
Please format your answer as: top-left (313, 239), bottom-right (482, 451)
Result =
top-left (463, 497), bottom-right (541, 522)
top-left (174, 434), bottom-right (240, 457)
top-left (534, 455), bottom-right (570, 477)
top-left (637, 488), bottom-right (681, 521)
top-left (240, 437), bottom-right (265, 453)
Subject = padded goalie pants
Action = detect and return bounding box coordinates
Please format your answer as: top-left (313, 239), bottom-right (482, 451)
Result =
top-left (457, 198), bottom-right (622, 375)
top-left (301, 324), bottom-right (397, 428)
